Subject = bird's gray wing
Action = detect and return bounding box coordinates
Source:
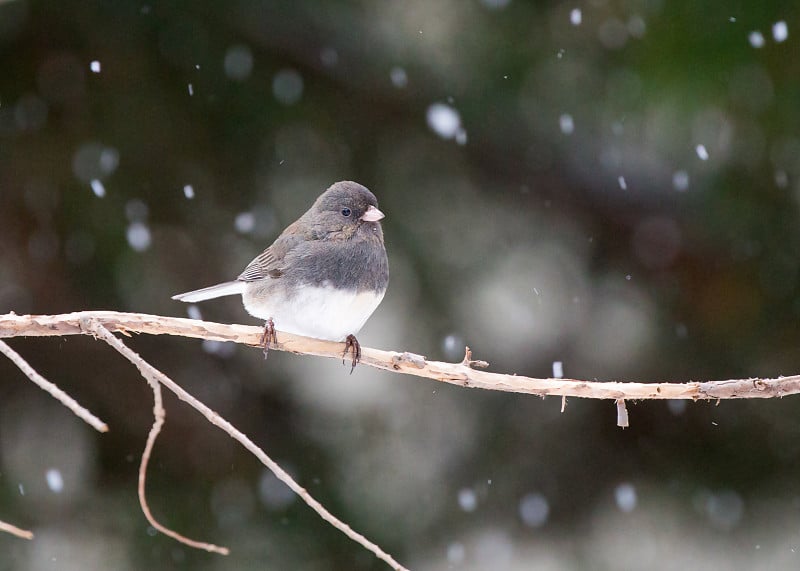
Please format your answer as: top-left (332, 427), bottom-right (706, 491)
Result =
top-left (237, 222), bottom-right (307, 282)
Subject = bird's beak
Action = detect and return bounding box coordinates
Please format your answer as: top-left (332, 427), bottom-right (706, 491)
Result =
top-left (360, 205), bottom-right (385, 222)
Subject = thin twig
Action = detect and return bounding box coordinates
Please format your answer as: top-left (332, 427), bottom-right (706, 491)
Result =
top-left (82, 319), bottom-right (408, 571)
top-left (0, 519), bottom-right (34, 540)
top-left (80, 320), bottom-right (230, 555)
top-left (0, 339), bottom-right (108, 433)
top-left (143, 343), bottom-right (229, 553)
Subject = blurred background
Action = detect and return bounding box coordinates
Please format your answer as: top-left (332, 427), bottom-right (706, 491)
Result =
top-left (2, 0), bottom-right (800, 569)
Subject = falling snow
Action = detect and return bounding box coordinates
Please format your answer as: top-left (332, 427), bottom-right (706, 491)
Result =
top-left (518, 493), bottom-right (550, 527)
top-left (426, 102), bottom-right (463, 140)
top-left (126, 222), bottom-right (152, 252)
top-left (457, 487), bottom-right (477, 512)
top-left (668, 399), bottom-right (687, 415)
top-left (201, 339), bottom-right (236, 357)
top-left (235, 211), bottom-right (256, 233)
top-left (46, 468), bottom-right (64, 493)
top-left (90, 179), bottom-right (106, 197)
top-left (772, 21), bottom-right (788, 43)
top-left (259, 469), bottom-right (297, 510)
top-left (447, 543), bottom-right (465, 564)
top-left (673, 170), bottom-right (690, 191)
top-left (224, 44), bottom-right (254, 81)
top-left (695, 144), bottom-right (709, 160)
top-left (559, 113), bottom-right (574, 135)
top-left (704, 490), bottom-right (744, 530)
top-left (627, 16), bottom-right (647, 38)
top-left (73, 143), bottom-right (119, 184)
top-left (125, 199), bottom-right (148, 222)
top-left (748, 31), bottom-right (765, 48)
top-left (615, 483), bottom-right (637, 512)
top-left (442, 334), bottom-right (464, 360)
top-left (390, 66), bottom-right (408, 88)
top-left (187, 305), bottom-right (202, 320)
top-left (320, 47), bottom-right (339, 68)
top-left (273, 69), bottom-right (304, 105)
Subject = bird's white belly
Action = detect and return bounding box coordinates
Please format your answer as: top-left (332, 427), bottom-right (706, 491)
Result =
top-left (242, 284), bottom-right (385, 342)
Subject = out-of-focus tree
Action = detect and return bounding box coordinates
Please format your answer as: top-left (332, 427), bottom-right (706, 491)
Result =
top-left (2, 1), bottom-right (800, 568)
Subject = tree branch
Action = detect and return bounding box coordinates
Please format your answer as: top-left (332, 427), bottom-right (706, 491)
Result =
top-left (79, 320), bottom-right (230, 555)
top-left (0, 311), bottom-right (408, 569)
top-left (2, 309), bottom-right (797, 568)
top-left (0, 339), bottom-right (108, 433)
top-left (0, 519), bottom-right (34, 540)
top-left (80, 317), bottom-right (406, 569)
top-left (1, 310), bottom-right (797, 401)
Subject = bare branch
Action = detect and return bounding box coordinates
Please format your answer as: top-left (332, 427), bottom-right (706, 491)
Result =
top-left (0, 339), bottom-right (108, 433)
top-left (81, 318), bottom-right (408, 570)
top-left (3, 309), bottom-right (799, 566)
top-left (0, 519), bottom-right (34, 540)
top-left (79, 320), bottom-right (230, 555)
top-left (2, 310), bottom-right (799, 401)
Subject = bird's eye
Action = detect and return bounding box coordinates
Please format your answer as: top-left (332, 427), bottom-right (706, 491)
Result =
top-left (341, 208), bottom-right (352, 217)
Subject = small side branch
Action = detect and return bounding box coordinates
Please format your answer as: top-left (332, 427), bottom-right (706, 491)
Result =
top-left (81, 319), bottom-right (408, 570)
top-left (0, 519), bottom-right (34, 540)
top-left (81, 320), bottom-right (229, 554)
top-left (0, 339), bottom-right (108, 433)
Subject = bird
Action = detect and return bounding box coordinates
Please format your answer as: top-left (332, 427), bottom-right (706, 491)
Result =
top-left (172, 181), bottom-right (389, 369)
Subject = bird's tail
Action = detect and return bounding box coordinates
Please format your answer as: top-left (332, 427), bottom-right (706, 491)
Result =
top-left (171, 281), bottom-right (245, 303)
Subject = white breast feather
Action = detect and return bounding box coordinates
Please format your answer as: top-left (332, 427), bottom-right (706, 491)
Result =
top-left (242, 284), bottom-right (385, 342)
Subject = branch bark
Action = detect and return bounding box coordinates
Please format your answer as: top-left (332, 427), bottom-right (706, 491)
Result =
top-left (1, 310), bottom-right (798, 401)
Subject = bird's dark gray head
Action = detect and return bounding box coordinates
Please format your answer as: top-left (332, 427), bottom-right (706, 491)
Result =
top-left (306, 181), bottom-right (385, 240)
top-left (314, 181), bottom-right (379, 216)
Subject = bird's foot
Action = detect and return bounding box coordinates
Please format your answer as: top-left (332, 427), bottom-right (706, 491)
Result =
top-left (343, 334), bottom-right (361, 374)
top-left (260, 318), bottom-right (278, 359)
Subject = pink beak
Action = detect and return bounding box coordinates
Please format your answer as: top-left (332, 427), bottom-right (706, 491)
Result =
top-left (360, 205), bottom-right (385, 222)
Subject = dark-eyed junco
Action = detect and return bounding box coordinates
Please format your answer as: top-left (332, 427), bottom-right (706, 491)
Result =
top-left (172, 181), bottom-right (389, 368)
